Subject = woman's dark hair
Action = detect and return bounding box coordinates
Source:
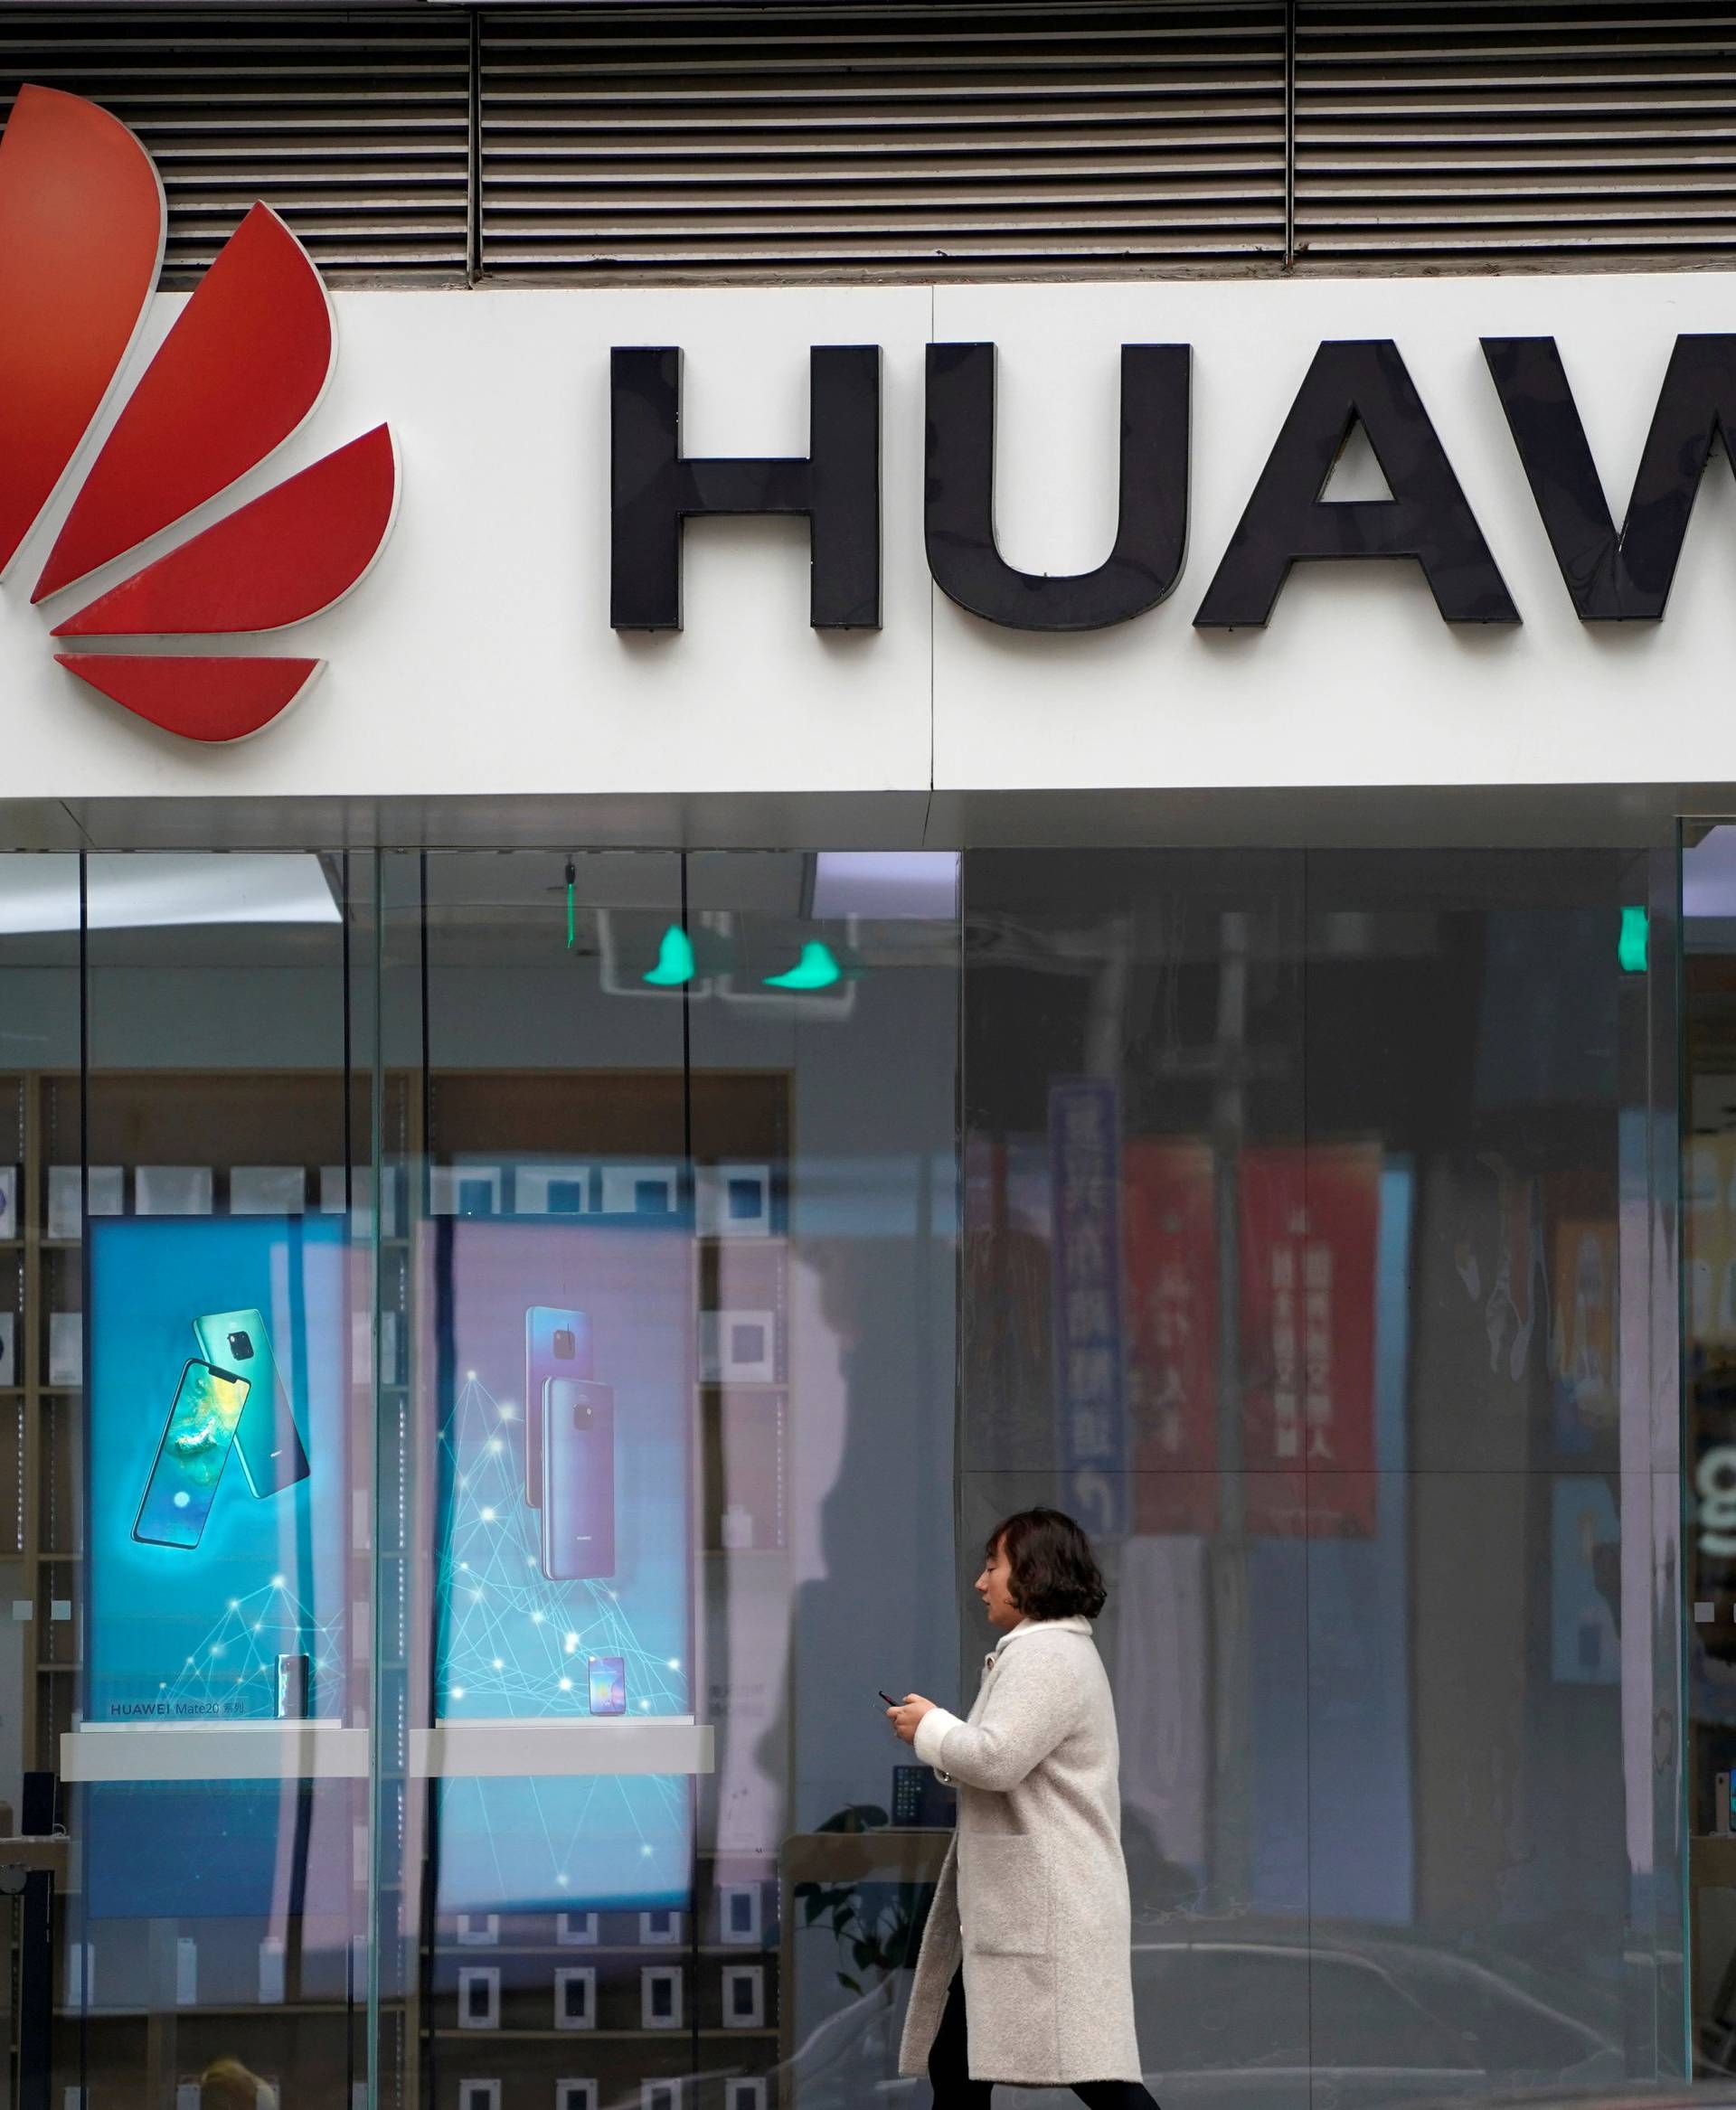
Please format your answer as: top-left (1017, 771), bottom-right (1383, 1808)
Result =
top-left (986, 1507), bottom-right (1107, 1621)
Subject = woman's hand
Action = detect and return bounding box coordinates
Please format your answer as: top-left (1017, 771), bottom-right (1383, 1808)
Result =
top-left (888, 1694), bottom-right (936, 1745)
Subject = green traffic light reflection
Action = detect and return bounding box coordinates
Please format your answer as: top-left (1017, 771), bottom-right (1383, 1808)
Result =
top-left (643, 924), bottom-right (696, 985)
top-left (764, 941), bottom-right (842, 991)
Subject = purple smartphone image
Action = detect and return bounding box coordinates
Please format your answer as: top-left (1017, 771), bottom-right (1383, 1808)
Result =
top-left (588, 1653), bottom-right (625, 1715)
top-left (524, 1306), bottom-right (590, 1509)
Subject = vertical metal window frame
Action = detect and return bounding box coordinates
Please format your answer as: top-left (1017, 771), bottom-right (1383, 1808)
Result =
top-left (362, 848), bottom-right (425, 2110)
top-left (1625, 834), bottom-right (1690, 2075)
top-left (340, 848), bottom-right (376, 2110)
top-left (364, 847), bottom-right (386, 2110)
top-left (1675, 821), bottom-right (1699, 2077)
top-left (1284, 0), bottom-right (1297, 264)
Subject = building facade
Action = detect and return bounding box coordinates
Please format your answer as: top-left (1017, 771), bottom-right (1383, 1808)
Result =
top-left (0, 9), bottom-right (1731, 2109)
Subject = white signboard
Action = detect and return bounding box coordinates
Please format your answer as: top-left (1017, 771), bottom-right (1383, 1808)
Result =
top-left (6, 274), bottom-right (1736, 810)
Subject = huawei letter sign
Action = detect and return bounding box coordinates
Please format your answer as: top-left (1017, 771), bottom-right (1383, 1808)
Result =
top-left (0, 85), bottom-right (399, 741)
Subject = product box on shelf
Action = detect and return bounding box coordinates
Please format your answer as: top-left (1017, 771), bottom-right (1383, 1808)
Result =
top-left (47, 1166), bottom-right (124, 1240)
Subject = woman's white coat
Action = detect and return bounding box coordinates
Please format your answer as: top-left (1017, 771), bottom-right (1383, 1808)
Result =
top-left (896, 1614), bottom-right (1143, 2086)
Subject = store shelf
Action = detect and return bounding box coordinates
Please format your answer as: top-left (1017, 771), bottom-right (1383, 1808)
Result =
top-left (413, 1717), bottom-right (712, 1779)
top-left (185, 2003), bottom-right (353, 2019)
top-left (56, 2004), bottom-right (351, 2021)
top-left (434, 2029), bottom-right (778, 2043)
top-left (62, 1717), bottom-right (717, 1783)
top-left (62, 1719), bottom-right (368, 1782)
top-left (429, 1945), bottom-right (765, 1960)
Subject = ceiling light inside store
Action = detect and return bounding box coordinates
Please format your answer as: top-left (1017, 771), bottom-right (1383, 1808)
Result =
top-left (809, 852), bottom-right (959, 920)
top-left (0, 853), bottom-right (341, 933)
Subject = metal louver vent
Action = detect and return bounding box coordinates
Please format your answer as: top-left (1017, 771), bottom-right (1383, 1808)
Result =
top-left (0, 12), bottom-right (472, 285)
top-left (476, 4), bottom-right (1287, 281)
top-left (1295, 3), bottom-right (1736, 265)
top-left (8, 5), bottom-right (1736, 287)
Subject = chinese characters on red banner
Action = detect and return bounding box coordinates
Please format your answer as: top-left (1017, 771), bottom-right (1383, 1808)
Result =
top-left (1043, 1124), bottom-right (1382, 1538)
top-left (1123, 1141), bottom-right (1219, 1533)
top-left (1238, 1144), bottom-right (1381, 1536)
top-left (1049, 1080), bottom-right (1128, 1535)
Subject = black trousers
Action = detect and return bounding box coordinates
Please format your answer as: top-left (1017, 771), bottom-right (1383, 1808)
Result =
top-left (927, 1967), bottom-right (1160, 2110)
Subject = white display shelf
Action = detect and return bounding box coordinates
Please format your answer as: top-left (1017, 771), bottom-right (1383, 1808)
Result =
top-left (61, 1719), bottom-right (367, 1782)
top-left (61, 1715), bottom-right (713, 1783)
top-left (414, 1716), bottom-right (712, 1779)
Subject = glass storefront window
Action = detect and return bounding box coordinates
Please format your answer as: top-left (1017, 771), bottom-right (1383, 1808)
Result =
top-left (0, 837), bottom-right (1694, 2109)
top-left (960, 845), bottom-right (1683, 2096)
top-left (68, 853), bottom-right (358, 2108)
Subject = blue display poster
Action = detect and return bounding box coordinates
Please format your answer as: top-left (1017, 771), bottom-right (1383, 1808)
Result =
top-left (84, 1215), bottom-right (351, 1917)
top-left (88, 1216), bottom-right (349, 1724)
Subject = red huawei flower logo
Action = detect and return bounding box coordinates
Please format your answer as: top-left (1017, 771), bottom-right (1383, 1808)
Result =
top-left (0, 84), bottom-right (399, 741)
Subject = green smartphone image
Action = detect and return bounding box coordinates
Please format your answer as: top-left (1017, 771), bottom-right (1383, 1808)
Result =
top-left (132, 1360), bottom-right (251, 1549)
top-left (191, 1308), bottom-right (310, 1497)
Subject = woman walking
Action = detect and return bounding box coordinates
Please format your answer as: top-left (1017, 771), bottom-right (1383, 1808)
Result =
top-left (888, 1506), bottom-right (1158, 2109)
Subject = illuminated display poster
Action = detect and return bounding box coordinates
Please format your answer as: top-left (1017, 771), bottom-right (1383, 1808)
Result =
top-left (433, 1216), bottom-right (693, 1912)
top-left (88, 1216), bottom-right (349, 1723)
top-left (84, 1216), bottom-right (350, 1917)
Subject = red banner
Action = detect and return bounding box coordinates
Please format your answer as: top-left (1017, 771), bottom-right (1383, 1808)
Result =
top-left (1238, 1143), bottom-right (1381, 1536)
top-left (1123, 1140), bottom-right (1219, 1534)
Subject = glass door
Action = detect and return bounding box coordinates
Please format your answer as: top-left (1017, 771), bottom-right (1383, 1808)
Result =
top-left (49, 852), bottom-right (361, 2110)
top-left (369, 850), bottom-right (960, 2110)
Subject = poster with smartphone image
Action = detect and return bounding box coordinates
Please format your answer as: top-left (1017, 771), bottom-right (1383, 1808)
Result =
top-left (88, 1217), bottom-right (348, 1726)
top-left (432, 1217), bottom-right (692, 1911)
top-left (83, 1216), bottom-right (352, 1921)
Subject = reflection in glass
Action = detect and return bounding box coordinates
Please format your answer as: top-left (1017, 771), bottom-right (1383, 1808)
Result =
top-left (961, 845), bottom-right (1679, 2102)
